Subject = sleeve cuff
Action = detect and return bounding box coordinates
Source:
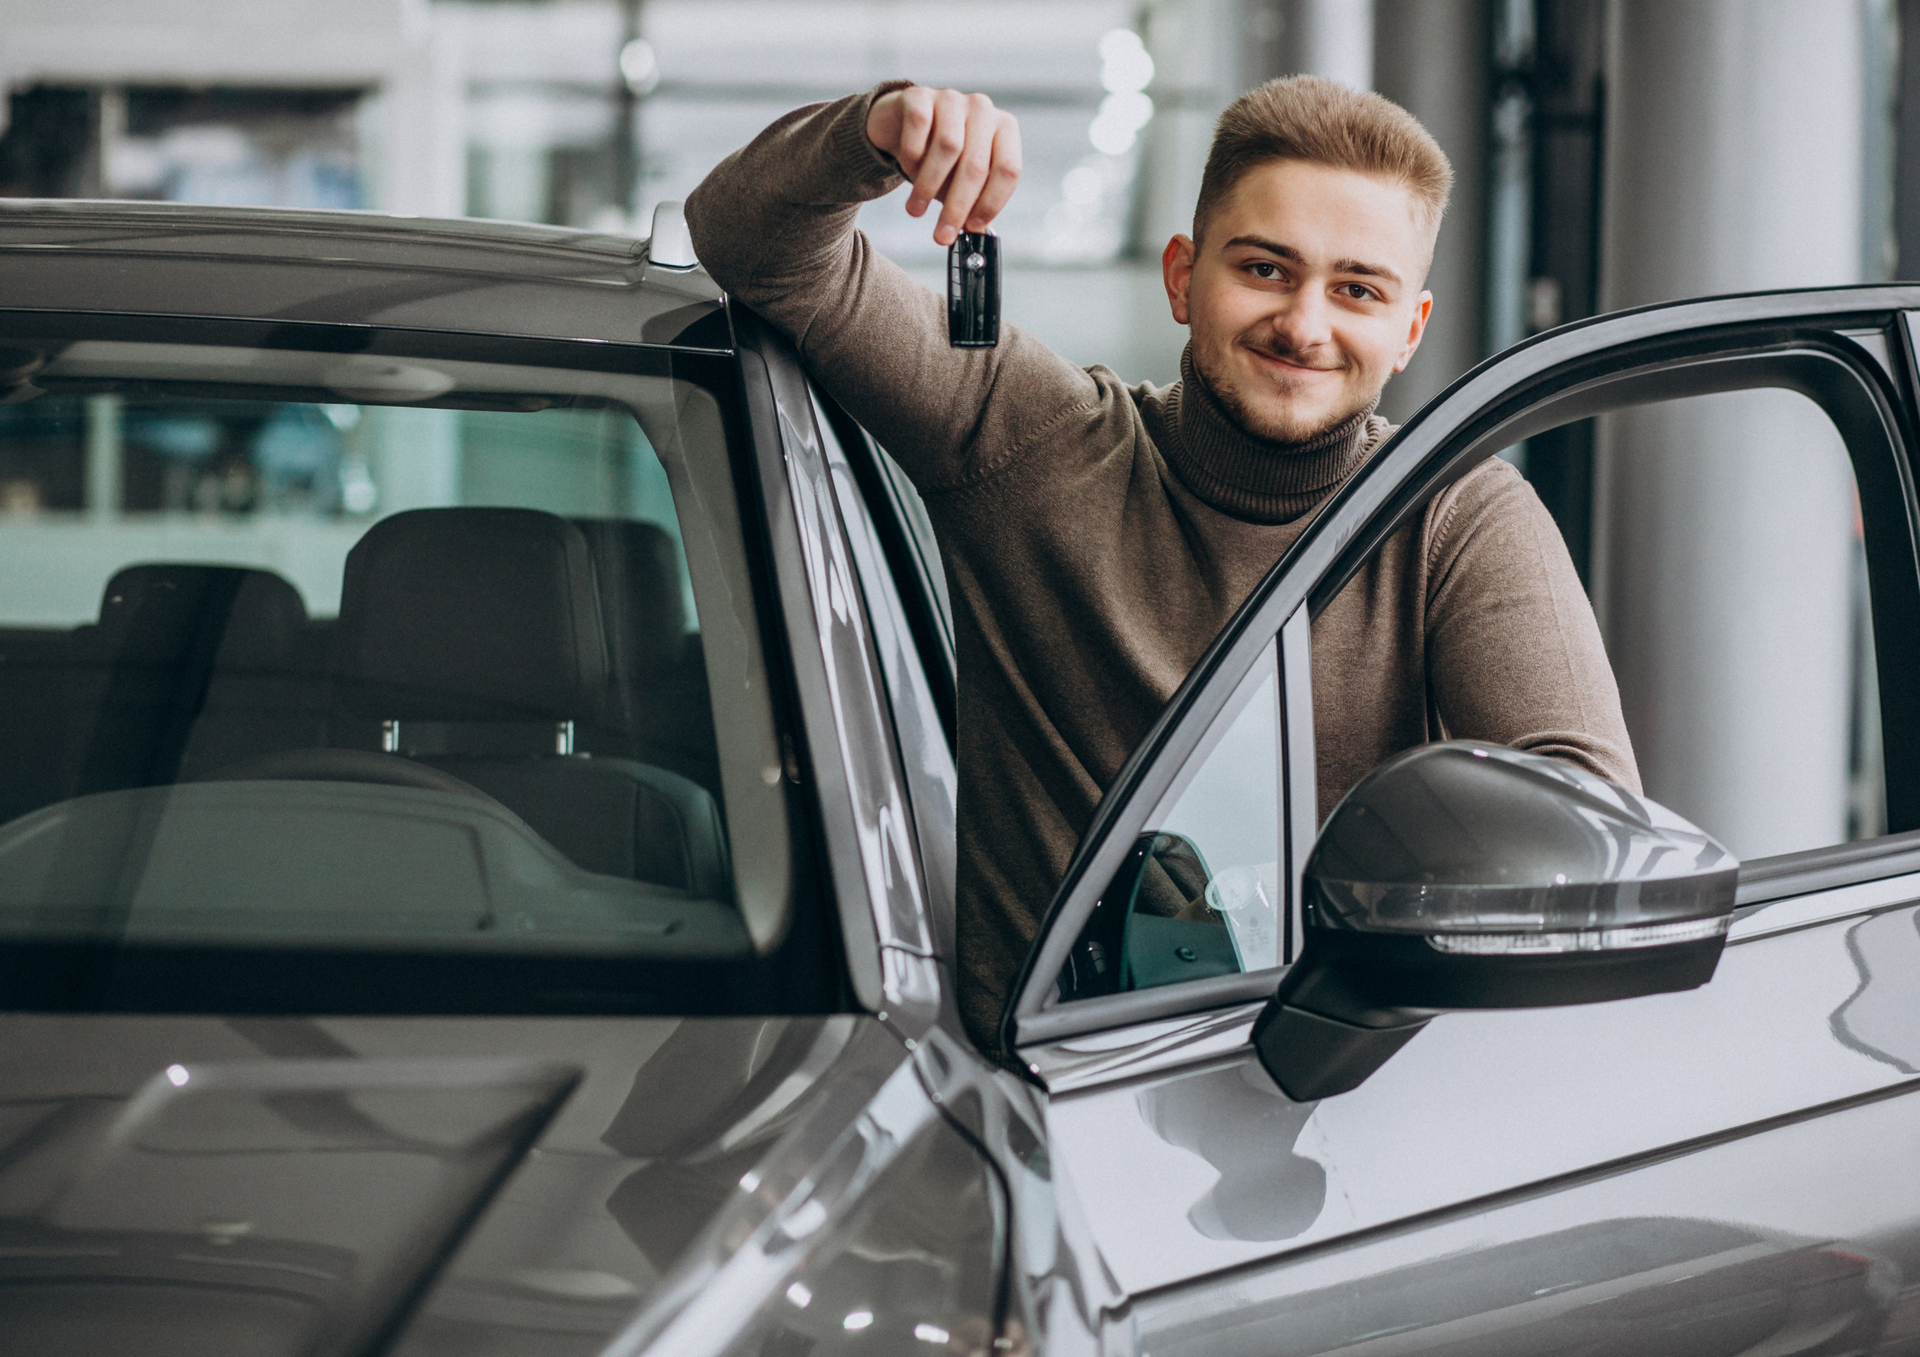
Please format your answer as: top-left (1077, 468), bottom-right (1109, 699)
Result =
top-left (833, 80), bottom-right (916, 193)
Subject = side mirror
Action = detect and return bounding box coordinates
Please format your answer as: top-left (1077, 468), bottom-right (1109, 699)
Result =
top-left (1255, 742), bottom-right (1739, 1101)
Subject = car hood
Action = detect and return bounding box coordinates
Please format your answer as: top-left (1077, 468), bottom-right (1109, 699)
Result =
top-left (0, 1012), bottom-right (906, 1357)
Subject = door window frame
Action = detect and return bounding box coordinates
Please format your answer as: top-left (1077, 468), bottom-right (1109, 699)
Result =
top-left (1004, 287), bottom-right (1920, 1061)
top-left (811, 389), bottom-right (957, 750)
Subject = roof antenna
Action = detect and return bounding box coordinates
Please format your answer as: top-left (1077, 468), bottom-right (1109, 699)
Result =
top-left (647, 202), bottom-right (698, 270)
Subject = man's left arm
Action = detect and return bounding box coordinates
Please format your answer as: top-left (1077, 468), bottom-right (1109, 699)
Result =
top-left (1423, 458), bottom-right (1641, 791)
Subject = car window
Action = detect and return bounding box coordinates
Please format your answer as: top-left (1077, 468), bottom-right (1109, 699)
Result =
top-left (1057, 641), bottom-right (1286, 1002)
top-left (0, 330), bottom-right (836, 1014)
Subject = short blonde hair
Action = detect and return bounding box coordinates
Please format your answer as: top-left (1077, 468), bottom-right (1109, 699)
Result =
top-left (1194, 75), bottom-right (1452, 242)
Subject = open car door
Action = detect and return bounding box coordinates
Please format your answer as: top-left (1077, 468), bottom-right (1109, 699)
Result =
top-left (1005, 286), bottom-right (1920, 1355)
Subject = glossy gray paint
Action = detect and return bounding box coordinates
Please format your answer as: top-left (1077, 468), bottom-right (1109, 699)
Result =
top-left (812, 387), bottom-right (963, 981)
top-left (0, 200), bottom-right (727, 347)
top-left (1307, 741), bottom-right (1739, 940)
top-left (0, 1013), bottom-right (911, 1357)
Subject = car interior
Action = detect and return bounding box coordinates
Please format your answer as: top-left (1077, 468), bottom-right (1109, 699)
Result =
top-left (0, 506), bottom-right (728, 901)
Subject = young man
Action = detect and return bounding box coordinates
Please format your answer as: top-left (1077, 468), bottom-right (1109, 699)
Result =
top-left (686, 76), bottom-right (1635, 1055)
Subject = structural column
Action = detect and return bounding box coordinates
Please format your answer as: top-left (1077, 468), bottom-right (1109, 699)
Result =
top-left (1371, 0), bottom-right (1490, 423)
top-left (1595, 0), bottom-right (1865, 857)
top-left (1271, 0), bottom-right (1375, 92)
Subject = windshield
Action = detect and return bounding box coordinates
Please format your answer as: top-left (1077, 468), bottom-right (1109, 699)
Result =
top-left (0, 326), bottom-right (839, 1014)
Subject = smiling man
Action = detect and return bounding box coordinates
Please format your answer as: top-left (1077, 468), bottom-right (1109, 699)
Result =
top-left (688, 76), bottom-right (1635, 1055)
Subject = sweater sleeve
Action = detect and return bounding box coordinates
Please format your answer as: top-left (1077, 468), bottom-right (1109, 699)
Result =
top-left (683, 85), bottom-right (1103, 492)
top-left (1422, 459), bottom-right (1641, 791)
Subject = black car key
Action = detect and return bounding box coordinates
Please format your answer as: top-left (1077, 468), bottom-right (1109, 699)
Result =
top-left (948, 231), bottom-right (1000, 348)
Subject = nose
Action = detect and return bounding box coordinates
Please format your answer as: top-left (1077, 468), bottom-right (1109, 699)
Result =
top-left (1270, 283), bottom-right (1335, 354)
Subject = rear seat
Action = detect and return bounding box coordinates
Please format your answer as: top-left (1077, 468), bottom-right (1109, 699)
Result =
top-left (83, 564), bottom-right (326, 792)
top-left (0, 624), bottom-right (96, 825)
top-left (0, 562), bottom-right (329, 824)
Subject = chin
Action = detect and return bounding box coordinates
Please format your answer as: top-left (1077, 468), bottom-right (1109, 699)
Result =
top-left (1199, 346), bottom-right (1365, 444)
top-left (1230, 390), bottom-right (1353, 444)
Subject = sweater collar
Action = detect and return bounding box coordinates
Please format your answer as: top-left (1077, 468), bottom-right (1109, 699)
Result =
top-left (1157, 344), bottom-right (1380, 524)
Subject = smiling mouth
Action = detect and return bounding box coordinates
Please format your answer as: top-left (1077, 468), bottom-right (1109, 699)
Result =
top-left (1246, 347), bottom-right (1342, 376)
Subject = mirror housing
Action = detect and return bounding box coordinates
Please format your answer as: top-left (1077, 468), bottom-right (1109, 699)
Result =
top-left (1255, 742), bottom-right (1739, 1101)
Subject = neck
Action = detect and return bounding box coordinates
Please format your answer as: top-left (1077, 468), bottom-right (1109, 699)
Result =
top-left (1158, 346), bottom-right (1380, 524)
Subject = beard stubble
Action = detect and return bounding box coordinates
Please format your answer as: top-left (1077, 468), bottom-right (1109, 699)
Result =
top-left (1193, 340), bottom-right (1377, 445)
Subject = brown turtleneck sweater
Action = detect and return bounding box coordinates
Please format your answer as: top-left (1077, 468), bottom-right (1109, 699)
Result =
top-left (687, 87), bottom-right (1637, 1050)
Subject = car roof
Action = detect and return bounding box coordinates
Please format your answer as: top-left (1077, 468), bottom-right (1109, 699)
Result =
top-left (0, 199), bottom-right (729, 350)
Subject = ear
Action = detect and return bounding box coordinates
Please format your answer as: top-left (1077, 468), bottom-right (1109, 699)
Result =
top-left (1162, 235), bottom-right (1196, 326)
top-left (1393, 291), bottom-right (1433, 373)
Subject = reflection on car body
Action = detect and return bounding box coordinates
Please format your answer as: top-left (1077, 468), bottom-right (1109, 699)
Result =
top-left (4, 200), bottom-right (1920, 1356)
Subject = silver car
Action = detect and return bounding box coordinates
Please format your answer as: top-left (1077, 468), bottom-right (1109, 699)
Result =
top-left (1, 199), bottom-right (1918, 1357)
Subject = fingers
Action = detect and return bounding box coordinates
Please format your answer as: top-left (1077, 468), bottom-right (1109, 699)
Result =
top-left (935, 95), bottom-right (1018, 242)
top-left (906, 88), bottom-right (972, 229)
top-left (966, 111), bottom-right (1022, 232)
top-left (866, 86), bottom-right (1022, 246)
top-left (868, 85), bottom-right (936, 175)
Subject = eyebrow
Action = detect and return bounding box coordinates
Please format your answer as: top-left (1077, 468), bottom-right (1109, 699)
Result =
top-left (1223, 235), bottom-right (1405, 288)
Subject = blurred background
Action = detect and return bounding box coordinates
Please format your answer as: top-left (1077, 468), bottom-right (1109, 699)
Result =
top-left (1, 0), bottom-right (1913, 859)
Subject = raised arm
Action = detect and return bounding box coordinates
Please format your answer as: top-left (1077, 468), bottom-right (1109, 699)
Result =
top-left (1423, 459), bottom-right (1641, 790)
top-left (684, 84), bottom-right (1101, 490)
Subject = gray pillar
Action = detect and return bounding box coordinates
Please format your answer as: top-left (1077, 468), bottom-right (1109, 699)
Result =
top-left (1138, 0), bottom-right (1244, 252)
top-left (1272, 0), bottom-right (1375, 90)
top-left (1594, 0), bottom-right (1864, 858)
top-left (1372, 0), bottom-right (1490, 424)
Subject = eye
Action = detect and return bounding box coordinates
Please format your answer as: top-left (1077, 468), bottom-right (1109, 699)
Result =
top-left (1247, 261), bottom-right (1283, 280)
top-left (1340, 283), bottom-right (1376, 301)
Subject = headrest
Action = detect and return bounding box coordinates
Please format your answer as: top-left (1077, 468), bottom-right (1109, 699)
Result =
top-left (572, 519), bottom-right (689, 682)
top-left (97, 564), bottom-right (308, 669)
top-left (335, 508), bottom-right (607, 721)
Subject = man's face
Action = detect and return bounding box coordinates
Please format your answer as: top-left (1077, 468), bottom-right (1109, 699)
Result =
top-left (1163, 159), bottom-right (1434, 443)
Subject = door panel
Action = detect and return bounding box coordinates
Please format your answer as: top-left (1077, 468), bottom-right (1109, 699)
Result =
top-left (1133, 1086), bottom-right (1920, 1356)
top-left (1048, 898), bottom-right (1920, 1302)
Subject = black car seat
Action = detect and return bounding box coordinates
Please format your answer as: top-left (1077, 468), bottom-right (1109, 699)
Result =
top-left (74, 563), bottom-right (322, 794)
top-left (571, 518), bottom-right (720, 794)
top-left (330, 507), bottom-right (730, 898)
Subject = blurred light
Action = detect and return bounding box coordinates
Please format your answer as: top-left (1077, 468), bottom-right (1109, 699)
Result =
top-left (842, 1310), bottom-right (874, 1331)
top-left (785, 1282), bottom-right (812, 1308)
top-left (1041, 153), bottom-right (1133, 263)
top-left (1088, 90), bottom-right (1154, 155)
top-left (620, 39), bottom-right (661, 96)
top-left (1099, 29), bottom-right (1155, 93)
top-left (165, 1064), bottom-right (190, 1087)
top-left (1062, 165), bottom-right (1103, 206)
top-left (915, 1323), bottom-right (952, 1344)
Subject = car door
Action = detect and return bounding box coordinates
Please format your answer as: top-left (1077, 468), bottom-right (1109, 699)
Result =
top-left (1005, 287), bottom-right (1920, 1355)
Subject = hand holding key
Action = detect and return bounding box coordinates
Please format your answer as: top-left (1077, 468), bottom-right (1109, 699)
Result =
top-left (866, 86), bottom-right (1023, 247)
